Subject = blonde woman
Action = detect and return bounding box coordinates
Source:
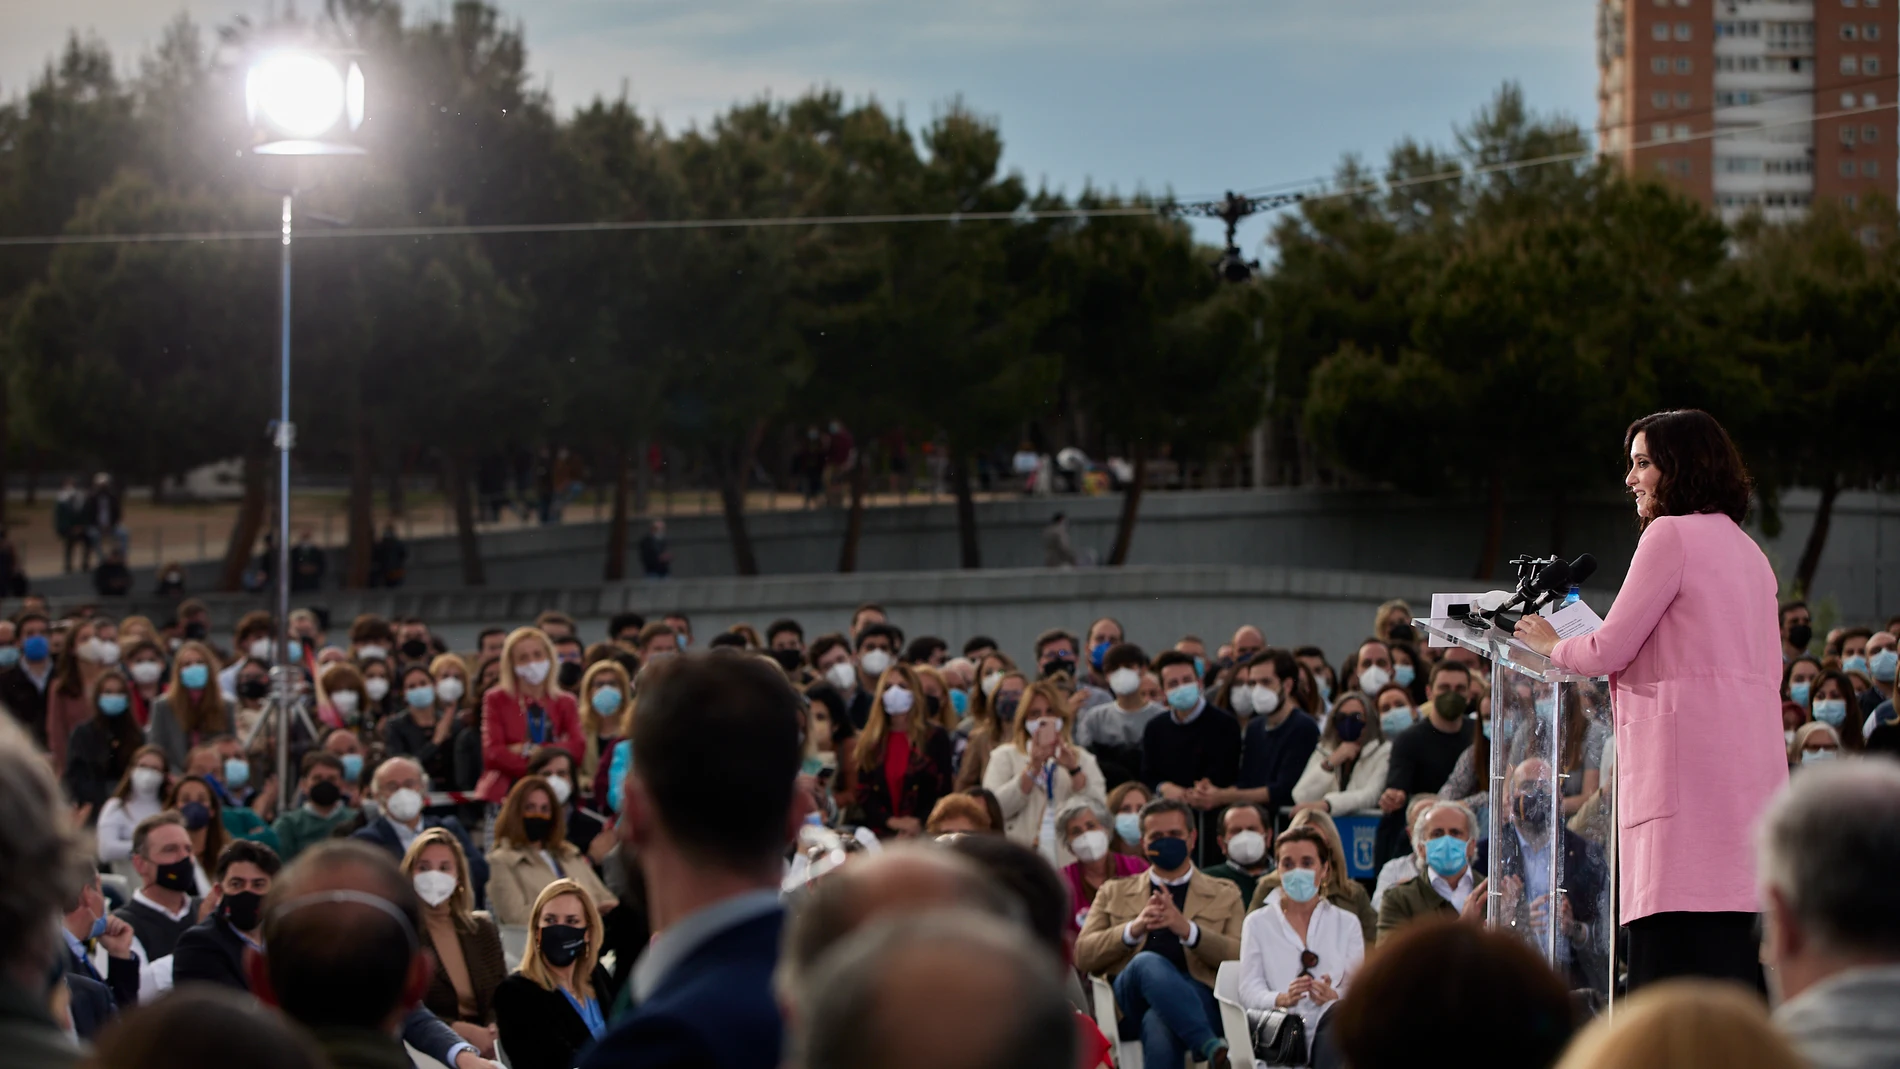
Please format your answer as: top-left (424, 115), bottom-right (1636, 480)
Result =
top-left (955, 668), bottom-right (1026, 791)
top-left (982, 679), bottom-right (1106, 863)
top-left (848, 663), bottom-right (954, 838)
top-left (493, 878), bottom-right (617, 1069)
top-left (478, 628), bottom-right (581, 804)
top-left (403, 827), bottom-right (507, 1058)
top-left (577, 660), bottom-right (632, 802)
top-left (909, 664), bottom-right (961, 730)
top-left (1554, 980), bottom-right (1803, 1069)
top-left (1248, 808), bottom-right (1379, 945)
top-left (484, 774), bottom-right (616, 925)
top-left (147, 641), bottom-right (234, 771)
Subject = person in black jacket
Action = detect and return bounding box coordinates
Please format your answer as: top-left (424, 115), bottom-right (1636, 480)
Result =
top-left (849, 665), bottom-right (955, 838)
top-left (351, 756), bottom-right (491, 909)
top-left (384, 665), bottom-right (458, 787)
top-left (174, 839), bottom-right (281, 991)
top-left (61, 870), bottom-right (141, 1009)
top-left (494, 878), bottom-right (619, 1069)
top-left (0, 612), bottom-right (55, 747)
top-left (1140, 651), bottom-right (1241, 852)
top-left (64, 670), bottom-right (143, 816)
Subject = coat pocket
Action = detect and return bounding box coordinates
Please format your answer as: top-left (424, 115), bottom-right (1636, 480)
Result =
top-left (1618, 709), bottom-right (1678, 827)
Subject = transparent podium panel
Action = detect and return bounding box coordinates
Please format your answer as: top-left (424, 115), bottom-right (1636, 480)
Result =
top-left (1414, 618), bottom-right (1617, 1009)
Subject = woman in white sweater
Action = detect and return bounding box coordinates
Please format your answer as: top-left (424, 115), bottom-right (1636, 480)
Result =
top-left (1289, 690), bottom-right (1392, 817)
top-left (983, 679), bottom-right (1106, 864)
top-left (97, 745), bottom-right (170, 863)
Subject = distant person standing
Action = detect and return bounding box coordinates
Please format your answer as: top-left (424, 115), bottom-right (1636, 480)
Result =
top-left (85, 473), bottom-right (127, 562)
top-left (94, 548), bottom-right (133, 598)
top-left (56, 477), bottom-right (87, 572)
top-left (1043, 513), bottom-right (1076, 568)
top-left (639, 520), bottom-right (672, 580)
top-left (370, 525), bottom-right (408, 589)
top-left (823, 419), bottom-right (855, 508)
top-left (0, 527), bottom-right (20, 597)
top-left (290, 529), bottom-right (326, 593)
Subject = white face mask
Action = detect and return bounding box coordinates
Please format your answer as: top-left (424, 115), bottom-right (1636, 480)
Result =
top-left (331, 690), bottom-right (361, 715)
top-left (129, 661), bottom-right (164, 685)
top-left (882, 685), bottom-right (915, 715)
top-left (1358, 665), bottom-right (1392, 695)
top-left (132, 767), bottom-right (165, 795)
top-left (364, 678), bottom-right (390, 702)
top-left (1225, 829), bottom-right (1268, 866)
top-left (1024, 717), bottom-right (1053, 739)
top-left (95, 640), bottom-right (121, 666)
top-left (981, 671), bottom-right (1005, 698)
top-left (1251, 684), bottom-right (1282, 716)
top-left (385, 787), bottom-right (424, 823)
top-left (1071, 828), bottom-right (1110, 862)
top-left (547, 775), bottom-right (573, 805)
top-left (248, 638), bottom-right (274, 663)
top-left (515, 658), bottom-right (551, 686)
top-left (1108, 667), bottom-right (1142, 696)
top-left (859, 649), bottom-right (893, 678)
top-left (1230, 683), bottom-right (1254, 714)
top-left (824, 661), bottom-right (858, 692)
top-left (358, 644), bottom-right (388, 661)
top-left (435, 677), bottom-right (465, 703)
top-left (413, 870), bottom-right (458, 908)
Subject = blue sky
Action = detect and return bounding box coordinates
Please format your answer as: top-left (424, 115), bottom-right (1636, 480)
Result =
top-left (3, 0), bottom-right (1598, 251)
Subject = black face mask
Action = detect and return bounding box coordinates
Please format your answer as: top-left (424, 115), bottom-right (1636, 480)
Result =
top-left (183, 621), bottom-right (208, 641)
top-left (1516, 789), bottom-right (1553, 831)
top-left (238, 678), bottom-right (270, 702)
top-left (539, 924), bottom-right (587, 967)
top-left (1788, 623), bottom-right (1814, 650)
top-left (1039, 656), bottom-right (1074, 680)
top-left (557, 662), bottom-right (584, 690)
top-left (523, 816), bottom-right (554, 843)
top-left (995, 695), bottom-right (1021, 727)
top-left (154, 856), bottom-right (197, 893)
top-left (401, 639), bottom-right (430, 661)
top-left (308, 781), bottom-right (342, 808)
top-left (769, 648), bottom-right (804, 674)
top-left (925, 694), bottom-right (942, 717)
top-left (223, 890), bottom-right (264, 931)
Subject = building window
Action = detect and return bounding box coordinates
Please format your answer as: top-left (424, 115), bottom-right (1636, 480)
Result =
top-left (1844, 23), bottom-right (1860, 37)
top-left (1865, 125), bottom-right (1880, 141)
top-left (1722, 157), bottom-right (1765, 173)
top-left (1847, 195), bottom-right (1860, 208)
top-left (1655, 160), bottom-right (1673, 174)
top-left (1653, 123), bottom-right (1672, 141)
top-left (1843, 160), bottom-right (1859, 175)
top-left (1653, 91), bottom-right (1671, 108)
top-left (1676, 56), bottom-right (1694, 73)
top-left (1677, 159), bottom-right (1693, 175)
top-left (1865, 93), bottom-right (1880, 106)
top-left (1676, 91), bottom-right (1693, 107)
top-left (1844, 92), bottom-right (1860, 107)
top-left (1655, 21), bottom-right (1672, 39)
top-left (1864, 160), bottom-right (1881, 176)
top-left (1675, 22), bottom-right (1693, 39)
top-left (1868, 23), bottom-right (1883, 37)
top-left (1674, 123), bottom-right (1692, 139)
top-left (1845, 0), bottom-right (1858, 6)
top-left (1653, 56), bottom-right (1671, 73)
top-left (1866, 56), bottom-right (1881, 73)
top-left (1843, 126), bottom-right (1859, 143)
top-left (1843, 55), bottom-right (1861, 73)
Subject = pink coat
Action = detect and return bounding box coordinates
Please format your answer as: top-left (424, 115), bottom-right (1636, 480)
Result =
top-left (1550, 513), bottom-right (1787, 923)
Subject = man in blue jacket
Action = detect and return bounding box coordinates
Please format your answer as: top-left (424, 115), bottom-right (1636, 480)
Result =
top-left (581, 654), bottom-right (804, 1069)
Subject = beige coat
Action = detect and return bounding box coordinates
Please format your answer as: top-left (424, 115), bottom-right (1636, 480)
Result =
top-left (982, 742), bottom-right (1107, 863)
top-left (1075, 868), bottom-right (1244, 989)
top-left (484, 842), bottom-right (615, 926)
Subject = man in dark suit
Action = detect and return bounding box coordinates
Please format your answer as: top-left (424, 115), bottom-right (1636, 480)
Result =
top-left (0, 613), bottom-right (54, 747)
top-left (580, 654), bottom-right (804, 1069)
top-left (351, 757), bottom-right (490, 907)
top-left (175, 840), bottom-right (280, 991)
top-left (1475, 758), bottom-right (1609, 992)
top-left (60, 871), bottom-right (140, 1009)
top-left (65, 972), bottom-right (114, 1041)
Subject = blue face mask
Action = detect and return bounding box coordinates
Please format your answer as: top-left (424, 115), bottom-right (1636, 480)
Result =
top-left (0, 646), bottom-right (18, 668)
top-left (1874, 649), bottom-right (1899, 683)
top-left (1425, 834), bottom-right (1469, 877)
top-left (1281, 867), bottom-right (1320, 902)
top-left (87, 915), bottom-right (109, 941)
top-left (179, 663), bottom-right (210, 690)
top-left (1114, 813), bottom-right (1142, 844)
top-left (289, 639), bottom-right (305, 662)
top-left (675, 633), bottom-right (688, 650)
top-left (1166, 683), bottom-right (1201, 712)
top-left (1089, 640), bottom-right (1112, 671)
top-left (590, 687), bottom-right (624, 717)
top-left (1146, 835), bottom-right (1190, 871)
top-left (405, 685), bottom-right (437, 709)
top-left (1316, 676), bottom-right (1333, 702)
top-left (341, 753), bottom-right (364, 781)
top-left (1790, 680), bottom-right (1812, 708)
top-left (224, 758), bottom-right (250, 788)
top-left (1812, 698), bottom-right (1848, 727)
top-left (22, 635), bottom-right (48, 663)
top-left (1533, 696), bottom-right (1557, 719)
top-left (1381, 708), bottom-right (1414, 737)
top-left (98, 694), bottom-right (129, 717)
top-left (1843, 655), bottom-right (1870, 677)
top-left (1192, 656), bottom-right (1206, 680)
top-left (1393, 664), bottom-right (1416, 688)
top-left (949, 688), bottom-right (969, 717)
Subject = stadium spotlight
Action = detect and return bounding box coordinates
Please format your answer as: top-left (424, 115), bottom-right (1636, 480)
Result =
top-left (247, 51), bottom-right (367, 156)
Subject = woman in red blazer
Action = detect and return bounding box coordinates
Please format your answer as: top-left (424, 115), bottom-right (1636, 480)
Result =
top-left (479, 627), bottom-right (582, 803)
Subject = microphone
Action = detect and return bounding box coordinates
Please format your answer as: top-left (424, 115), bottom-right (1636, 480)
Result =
top-left (1527, 554), bottom-right (1598, 614)
top-left (1567, 553), bottom-right (1598, 587)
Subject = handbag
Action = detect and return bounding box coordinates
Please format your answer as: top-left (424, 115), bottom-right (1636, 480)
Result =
top-left (1244, 1006), bottom-right (1307, 1067)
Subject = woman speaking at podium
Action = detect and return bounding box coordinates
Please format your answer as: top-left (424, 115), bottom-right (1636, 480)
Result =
top-left (1514, 409), bottom-right (1786, 992)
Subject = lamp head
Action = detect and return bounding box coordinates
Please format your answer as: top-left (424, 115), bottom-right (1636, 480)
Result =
top-left (247, 51), bottom-right (367, 157)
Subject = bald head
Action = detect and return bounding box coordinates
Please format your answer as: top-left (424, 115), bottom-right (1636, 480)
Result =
top-left (778, 846), bottom-right (1012, 1001)
top-left (259, 840), bottom-right (424, 1031)
top-left (1232, 626), bottom-right (1266, 660)
top-left (794, 910), bottom-right (1074, 1069)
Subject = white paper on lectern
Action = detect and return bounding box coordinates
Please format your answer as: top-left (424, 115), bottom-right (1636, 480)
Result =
top-left (1539, 599), bottom-right (1604, 639)
top-left (1427, 593), bottom-right (1489, 647)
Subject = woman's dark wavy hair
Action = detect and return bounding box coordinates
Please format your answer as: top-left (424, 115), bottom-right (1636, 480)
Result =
top-left (1626, 409), bottom-right (1753, 530)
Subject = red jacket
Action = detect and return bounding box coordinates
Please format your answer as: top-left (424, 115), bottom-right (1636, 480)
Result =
top-left (478, 688), bottom-right (581, 802)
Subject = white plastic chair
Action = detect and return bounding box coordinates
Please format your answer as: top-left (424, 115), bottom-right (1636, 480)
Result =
top-left (405, 1044), bottom-right (450, 1069)
top-left (499, 924), bottom-right (529, 971)
top-left (494, 1038), bottom-right (512, 1069)
top-left (1213, 961), bottom-right (1257, 1069)
top-left (1090, 974), bottom-right (1142, 1069)
top-left (98, 872), bottom-right (129, 901)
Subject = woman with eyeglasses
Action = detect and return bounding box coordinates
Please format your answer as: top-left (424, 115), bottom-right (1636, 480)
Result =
top-left (1238, 825), bottom-right (1363, 1066)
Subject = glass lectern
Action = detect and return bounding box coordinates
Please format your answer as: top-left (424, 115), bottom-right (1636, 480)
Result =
top-left (1413, 615), bottom-right (1618, 1011)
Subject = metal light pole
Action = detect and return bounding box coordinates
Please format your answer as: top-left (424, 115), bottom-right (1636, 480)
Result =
top-left (275, 191), bottom-right (295, 814)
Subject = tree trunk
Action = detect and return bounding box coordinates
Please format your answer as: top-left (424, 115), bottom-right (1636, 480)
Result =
top-left (218, 450), bottom-right (269, 592)
top-left (1476, 464), bottom-right (1505, 581)
top-left (1795, 478), bottom-right (1840, 598)
top-left (444, 451), bottom-right (485, 586)
top-left (346, 417), bottom-right (375, 588)
top-left (0, 378), bottom-right (11, 530)
top-left (837, 450), bottom-right (868, 572)
top-left (604, 445), bottom-right (630, 581)
top-left (950, 446), bottom-right (981, 569)
top-left (1109, 447), bottom-right (1148, 567)
top-left (714, 441), bottom-right (760, 576)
